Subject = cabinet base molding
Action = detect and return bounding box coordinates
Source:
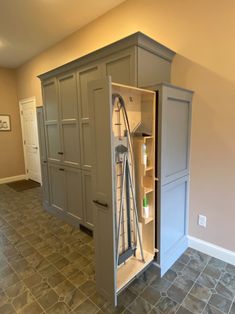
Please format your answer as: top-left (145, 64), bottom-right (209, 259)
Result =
top-left (0, 174), bottom-right (26, 185)
top-left (188, 236), bottom-right (235, 266)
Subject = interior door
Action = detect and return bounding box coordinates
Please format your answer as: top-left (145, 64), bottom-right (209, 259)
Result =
top-left (20, 98), bottom-right (41, 183)
top-left (88, 77), bottom-right (117, 306)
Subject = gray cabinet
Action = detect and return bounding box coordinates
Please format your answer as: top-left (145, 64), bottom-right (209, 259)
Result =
top-left (38, 33), bottom-right (193, 283)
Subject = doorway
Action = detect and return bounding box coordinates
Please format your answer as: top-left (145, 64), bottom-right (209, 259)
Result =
top-left (19, 97), bottom-right (41, 183)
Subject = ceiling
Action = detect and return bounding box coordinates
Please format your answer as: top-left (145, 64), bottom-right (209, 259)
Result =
top-left (0, 0), bottom-right (126, 68)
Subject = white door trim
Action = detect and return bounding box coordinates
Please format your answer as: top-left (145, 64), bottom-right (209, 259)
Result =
top-left (19, 97), bottom-right (41, 183)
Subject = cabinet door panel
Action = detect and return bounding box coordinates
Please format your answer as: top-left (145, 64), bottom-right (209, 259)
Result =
top-left (83, 171), bottom-right (93, 228)
top-left (79, 66), bottom-right (100, 119)
top-left (159, 176), bottom-right (189, 275)
top-left (81, 121), bottom-right (92, 169)
top-left (105, 50), bottom-right (136, 86)
top-left (62, 123), bottom-right (80, 166)
top-left (66, 167), bottom-right (83, 221)
top-left (41, 163), bottom-right (49, 203)
top-left (37, 107), bottom-right (49, 205)
top-left (49, 164), bottom-right (66, 211)
top-left (78, 66), bottom-right (101, 169)
top-left (88, 77), bottom-right (116, 305)
top-left (160, 85), bottom-right (192, 184)
top-left (58, 73), bottom-right (78, 120)
top-left (45, 124), bottom-right (61, 162)
top-left (43, 79), bottom-right (58, 121)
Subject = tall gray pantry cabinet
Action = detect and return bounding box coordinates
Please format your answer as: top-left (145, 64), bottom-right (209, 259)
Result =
top-left (38, 32), bottom-right (193, 300)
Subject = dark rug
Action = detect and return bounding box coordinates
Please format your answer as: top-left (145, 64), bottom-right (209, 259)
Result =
top-left (7, 179), bottom-right (41, 192)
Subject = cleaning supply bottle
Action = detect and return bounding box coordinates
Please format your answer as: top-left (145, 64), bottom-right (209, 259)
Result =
top-left (143, 196), bottom-right (149, 218)
top-left (142, 143), bottom-right (147, 168)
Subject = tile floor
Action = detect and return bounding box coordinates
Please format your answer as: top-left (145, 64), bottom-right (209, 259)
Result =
top-left (0, 184), bottom-right (234, 314)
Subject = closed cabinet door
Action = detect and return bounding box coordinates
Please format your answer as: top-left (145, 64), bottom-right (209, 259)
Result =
top-left (58, 72), bottom-right (81, 167)
top-left (65, 167), bottom-right (83, 221)
top-left (37, 107), bottom-right (49, 204)
top-left (42, 79), bottom-right (61, 163)
top-left (159, 84), bottom-right (193, 184)
top-left (159, 176), bottom-right (189, 275)
top-left (82, 171), bottom-right (93, 229)
top-left (41, 162), bottom-right (49, 204)
top-left (78, 65), bottom-right (101, 170)
top-left (48, 163), bottom-right (66, 211)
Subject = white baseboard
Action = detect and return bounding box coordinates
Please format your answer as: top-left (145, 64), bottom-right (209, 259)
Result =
top-left (188, 236), bottom-right (235, 266)
top-left (0, 174), bottom-right (26, 185)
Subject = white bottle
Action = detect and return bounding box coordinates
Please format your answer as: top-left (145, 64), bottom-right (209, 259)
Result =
top-left (143, 196), bottom-right (149, 218)
top-left (142, 144), bottom-right (147, 167)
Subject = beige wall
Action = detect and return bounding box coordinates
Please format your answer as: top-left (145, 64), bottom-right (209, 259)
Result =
top-left (0, 68), bottom-right (25, 179)
top-left (16, 0), bottom-right (235, 251)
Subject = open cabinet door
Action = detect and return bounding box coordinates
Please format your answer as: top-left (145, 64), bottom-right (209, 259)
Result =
top-left (89, 77), bottom-right (156, 306)
top-left (88, 77), bottom-right (117, 306)
top-left (156, 83), bottom-right (193, 275)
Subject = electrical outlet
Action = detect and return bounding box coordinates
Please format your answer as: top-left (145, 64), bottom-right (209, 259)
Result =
top-left (198, 214), bottom-right (207, 227)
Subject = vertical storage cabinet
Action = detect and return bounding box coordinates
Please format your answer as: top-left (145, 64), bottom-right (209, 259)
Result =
top-left (88, 77), bottom-right (156, 305)
top-left (38, 32), bottom-right (193, 284)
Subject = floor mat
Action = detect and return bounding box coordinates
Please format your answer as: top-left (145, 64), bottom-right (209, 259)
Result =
top-left (7, 179), bottom-right (41, 192)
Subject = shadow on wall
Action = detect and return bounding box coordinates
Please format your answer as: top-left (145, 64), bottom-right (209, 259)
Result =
top-left (171, 54), bottom-right (235, 251)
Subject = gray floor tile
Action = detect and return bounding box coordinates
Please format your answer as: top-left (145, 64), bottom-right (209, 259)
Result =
top-left (150, 277), bottom-right (172, 293)
top-left (229, 303), bottom-right (235, 314)
top-left (203, 265), bottom-right (221, 280)
top-left (209, 294), bottom-right (232, 313)
top-left (181, 266), bottom-right (200, 281)
top-left (155, 296), bottom-right (179, 313)
top-left (208, 257), bottom-right (226, 270)
top-left (167, 283), bottom-right (188, 303)
top-left (183, 294), bottom-right (206, 314)
top-left (215, 281), bottom-right (234, 300)
top-left (128, 296), bottom-right (153, 314)
top-left (197, 273), bottom-right (218, 289)
top-left (203, 304), bottom-right (224, 314)
top-left (140, 285), bottom-right (161, 306)
top-left (190, 282), bottom-right (212, 303)
top-left (220, 272), bottom-right (235, 291)
top-left (177, 306), bottom-right (194, 314)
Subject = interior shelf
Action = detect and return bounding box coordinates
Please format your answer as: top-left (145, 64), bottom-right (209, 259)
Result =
top-left (117, 250), bottom-right (154, 293)
top-left (144, 187), bottom-right (154, 194)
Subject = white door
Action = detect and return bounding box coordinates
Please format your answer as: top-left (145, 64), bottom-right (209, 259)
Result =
top-left (20, 98), bottom-right (41, 183)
